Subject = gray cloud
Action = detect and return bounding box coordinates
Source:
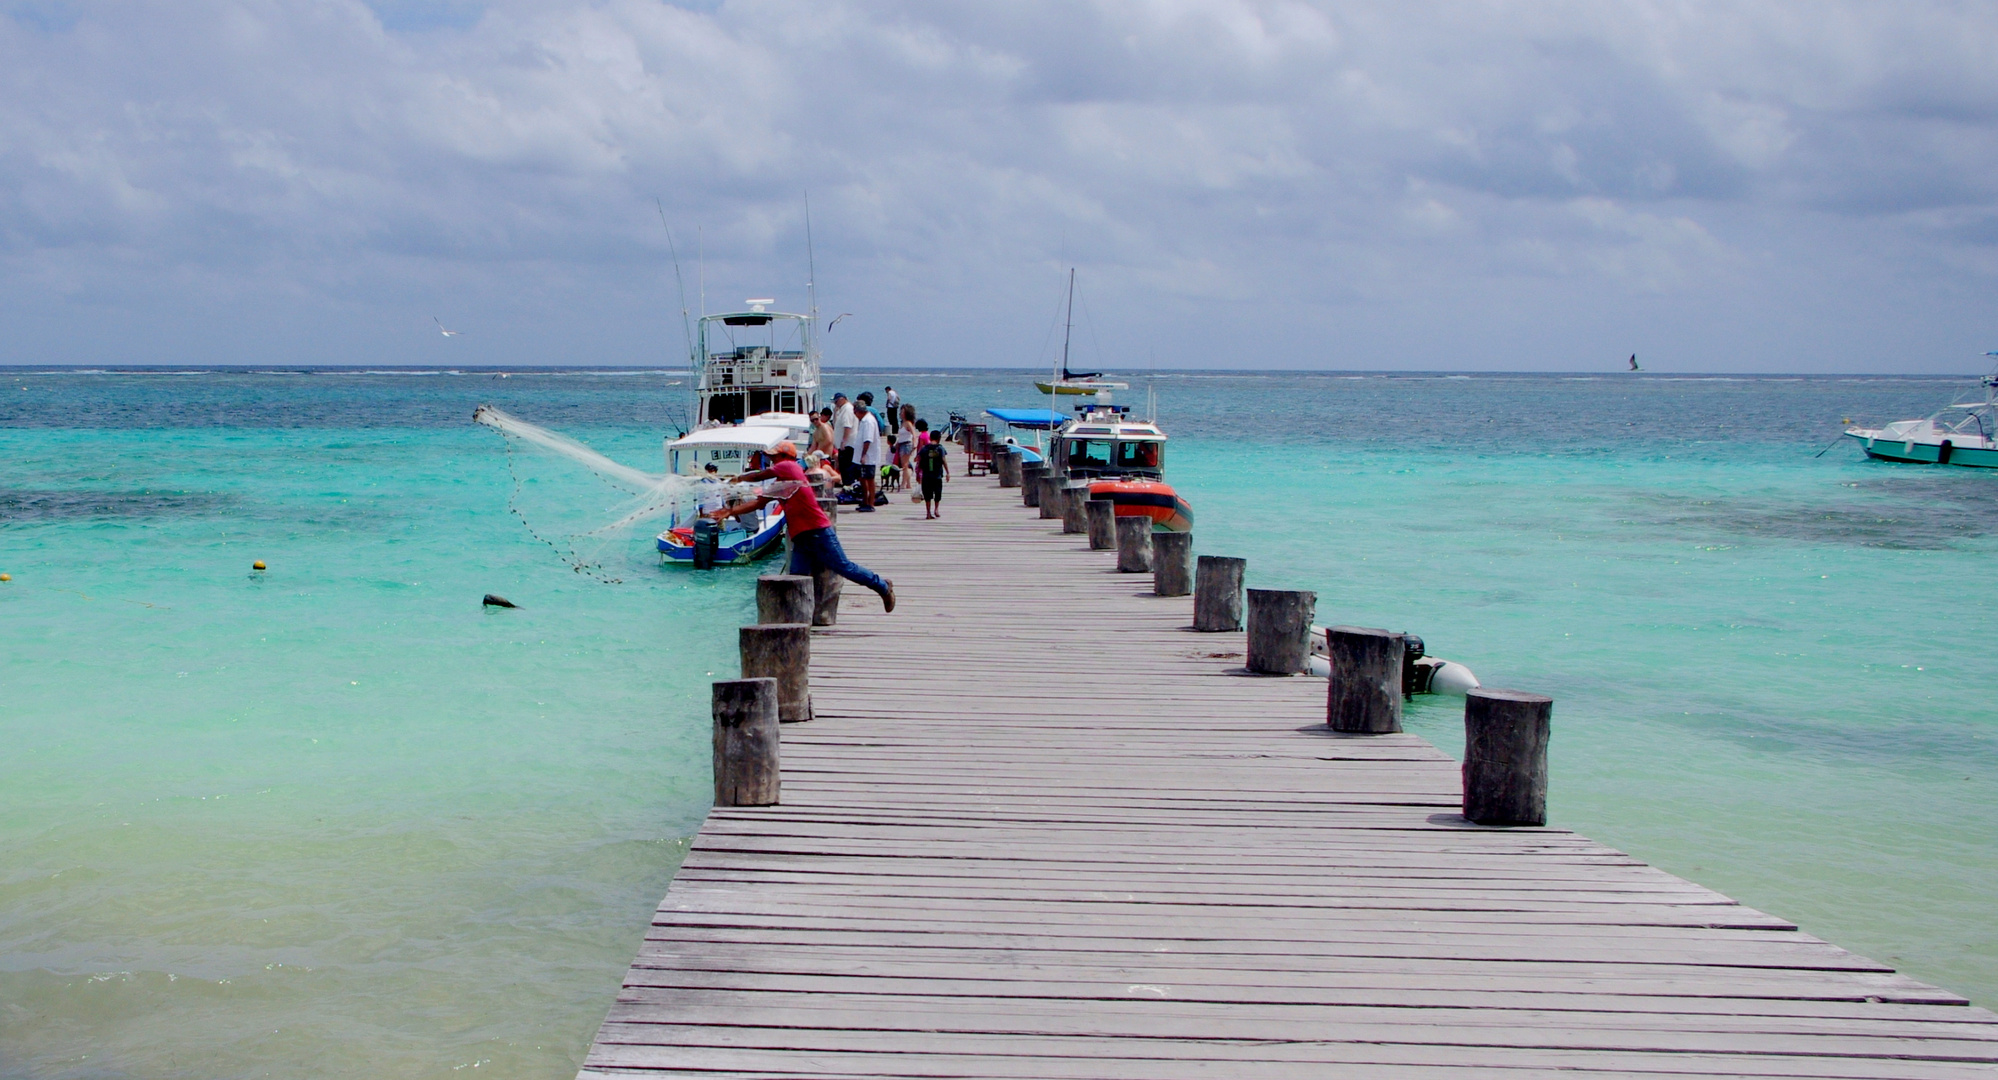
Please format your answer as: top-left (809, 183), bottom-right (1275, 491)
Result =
top-left (2, 0), bottom-right (1996, 370)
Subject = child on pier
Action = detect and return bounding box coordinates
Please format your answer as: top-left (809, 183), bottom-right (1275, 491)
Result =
top-left (916, 431), bottom-right (949, 520)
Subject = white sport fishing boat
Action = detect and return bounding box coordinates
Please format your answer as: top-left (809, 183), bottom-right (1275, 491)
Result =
top-left (1844, 359), bottom-right (1998, 468)
top-left (656, 300), bottom-right (822, 566)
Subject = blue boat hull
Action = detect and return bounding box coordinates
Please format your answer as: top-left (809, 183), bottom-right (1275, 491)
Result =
top-left (657, 513), bottom-right (787, 566)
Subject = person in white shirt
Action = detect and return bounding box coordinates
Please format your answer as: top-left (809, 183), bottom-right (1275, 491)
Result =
top-left (831, 393), bottom-right (857, 484)
top-left (854, 395), bottom-right (882, 512)
top-left (883, 386), bottom-right (900, 433)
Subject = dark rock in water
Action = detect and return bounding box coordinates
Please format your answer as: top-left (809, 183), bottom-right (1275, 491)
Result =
top-left (482, 594), bottom-right (518, 609)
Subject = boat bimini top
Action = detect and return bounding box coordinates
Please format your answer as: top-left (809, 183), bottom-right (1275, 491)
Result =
top-left (666, 424), bottom-right (798, 476)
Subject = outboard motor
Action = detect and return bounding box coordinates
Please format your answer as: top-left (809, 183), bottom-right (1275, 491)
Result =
top-left (691, 518), bottom-right (720, 570)
top-left (1401, 634), bottom-right (1428, 698)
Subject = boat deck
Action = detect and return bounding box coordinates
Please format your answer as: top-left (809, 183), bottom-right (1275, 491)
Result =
top-left (580, 466), bottom-right (1998, 1079)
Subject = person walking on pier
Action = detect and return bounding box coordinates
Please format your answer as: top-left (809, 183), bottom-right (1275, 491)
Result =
top-left (708, 440), bottom-right (895, 612)
top-left (916, 430), bottom-right (949, 519)
top-left (892, 404), bottom-right (916, 491)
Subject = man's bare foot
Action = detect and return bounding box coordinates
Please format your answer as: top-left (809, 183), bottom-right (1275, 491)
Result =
top-left (880, 580), bottom-right (896, 613)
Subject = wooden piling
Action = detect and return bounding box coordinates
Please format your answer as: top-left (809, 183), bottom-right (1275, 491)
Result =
top-left (710, 677), bottom-right (779, 807)
top-left (1326, 625), bottom-right (1406, 734)
top-left (755, 574), bottom-right (814, 626)
top-left (1152, 530), bottom-right (1193, 596)
top-left (816, 495), bottom-right (838, 520)
top-left (1020, 462), bottom-right (1046, 506)
top-left (1060, 481), bottom-right (1089, 535)
top-left (1115, 516), bottom-right (1153, 573)
top-left (1245, 588), bottom-right (1316, 674)
top-left (810, 569), bottom-right (842, 627)
top-left (740, 623), bottom-right (812, 723)
top-left (1036, 474), bottom-right (1064, 520)
top-left (1463, 688), bottom-right (1553, 826)
top-left (995, 447), bottom-right (1022, 488)
top-left (1085, 498), bottom-right (1116, 549)
top-left (1192, 555), bottom-right (1246, 631)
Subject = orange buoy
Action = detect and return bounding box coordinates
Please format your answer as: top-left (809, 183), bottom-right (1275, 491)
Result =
top-left (0, 573), bottom-right (10, 581)
top-left (252, 561), bottom-right (267, 571)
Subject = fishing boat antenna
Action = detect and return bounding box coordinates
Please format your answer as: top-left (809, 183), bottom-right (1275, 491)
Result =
top-left (804, 191), bottom-right (819, 328)
top-left (655, 199), bottom-right (697, 373)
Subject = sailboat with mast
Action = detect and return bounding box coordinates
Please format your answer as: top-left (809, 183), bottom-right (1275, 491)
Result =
top-left (1033, 269), bottom-right (1129, 396)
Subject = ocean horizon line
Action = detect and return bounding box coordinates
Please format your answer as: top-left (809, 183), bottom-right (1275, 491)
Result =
top-left (0, 363), bottom-right (1985, 380)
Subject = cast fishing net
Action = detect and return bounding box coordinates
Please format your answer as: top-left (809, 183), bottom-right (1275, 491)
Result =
top-left (473, 406), bottom-right (786, 583)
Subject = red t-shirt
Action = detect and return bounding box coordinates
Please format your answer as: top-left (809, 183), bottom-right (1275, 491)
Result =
top-left (771, 459), bottom-right (830, 536)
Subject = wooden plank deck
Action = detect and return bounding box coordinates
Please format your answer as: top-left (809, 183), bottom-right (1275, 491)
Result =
top-left (581, 466), bottom-right (1998, 1079)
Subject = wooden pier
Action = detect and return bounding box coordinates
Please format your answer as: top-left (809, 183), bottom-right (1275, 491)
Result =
top-left (581, 471), bottom-right (1998, 1079)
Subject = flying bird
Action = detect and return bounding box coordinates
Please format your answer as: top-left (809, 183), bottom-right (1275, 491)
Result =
top-left (827, 313), bottom-right (854, 332)
top-left (434, 317), bottom-right (461, 337)
top-left (1628, 353), bottom-right (1640, 371)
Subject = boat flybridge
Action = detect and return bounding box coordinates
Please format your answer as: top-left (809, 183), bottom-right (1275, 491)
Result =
top-left (692, 300), bottom-right (820, 426)
top-left (656, 299), bottom-right (824, 566)
top-left (1845, 360), bottom-right (1998, 468)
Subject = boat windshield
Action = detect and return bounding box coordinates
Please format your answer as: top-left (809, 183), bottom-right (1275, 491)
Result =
top-left (1065, 439), bottom-right (1162, 471)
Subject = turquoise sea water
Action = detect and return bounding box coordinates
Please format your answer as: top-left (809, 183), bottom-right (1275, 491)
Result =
top-left (2, 369), bottom-right (1995, 1078)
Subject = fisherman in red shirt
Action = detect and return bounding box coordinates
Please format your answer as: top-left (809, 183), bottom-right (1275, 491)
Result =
top-left (708, 440), bottom-right (896, 612)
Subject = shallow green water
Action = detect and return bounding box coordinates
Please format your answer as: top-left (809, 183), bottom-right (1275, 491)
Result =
top-left (2, 369), bottom-right (1994, 1078)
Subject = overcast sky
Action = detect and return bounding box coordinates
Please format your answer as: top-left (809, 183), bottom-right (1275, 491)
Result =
top-left (4, 1), bottom-right (1996, 371)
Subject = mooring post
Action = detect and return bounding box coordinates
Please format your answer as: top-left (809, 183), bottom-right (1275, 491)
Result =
top-left (1192, 555), bottom-right (1246, 631)
top-left (1115, 516), bottom-right (1153, 573)
top-left (1245, 589), bottom-right (1316, 674)
top-left (1326, 625), bottom-right (1405, 733)
top-left (1463, 689), bottom-right (1553, 826)
top-left (811, 569), bottom-right (842, 627)
top-left (1152, 531), bottom-right (1193, 595)
top-left (1086, 498), bottom-right (1116, 549)
top-left (712, 677), bottom-right (780, 806)
top-left (1037, 474), bottom-right (1064, 520)
top-left (996, 447), bottom-right (1022, 488)
top-left (816, 495), bottom-right (838, 520)
top-left (756, 574), bottom-right (815, 626)
top-left (740, 623), bottom-right (812, 723)
top-left (1021, 462), bottom-right (1046, 507)
top-left (1061, 480), bottom-right (1090, 534)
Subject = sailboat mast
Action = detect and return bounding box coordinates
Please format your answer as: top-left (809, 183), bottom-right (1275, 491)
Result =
top-left (1060, 268), bottom-right (1075, 381)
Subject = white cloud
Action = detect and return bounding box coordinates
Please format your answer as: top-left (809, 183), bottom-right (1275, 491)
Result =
top-left (2, 0), bottom-right (1996, 370)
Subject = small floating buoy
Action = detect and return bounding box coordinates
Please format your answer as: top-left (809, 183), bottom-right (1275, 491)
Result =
top-left (482, 594), bottom-right (518, 609)
top-left (252, 561), bottom-right (266, 571)
top-left (0, 573), bottom-right (10, 582)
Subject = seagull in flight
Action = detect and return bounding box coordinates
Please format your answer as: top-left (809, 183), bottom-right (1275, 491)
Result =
top-left (827, 312), bottom-right (854, 332)
top-left (434, 316), bottom-right (461, 337)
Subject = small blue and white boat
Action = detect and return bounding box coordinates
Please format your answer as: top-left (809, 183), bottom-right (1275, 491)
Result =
top-left (1846, 362), bottom-right (1998, 468)
top-left (656, 423), bottom-right (804, 566)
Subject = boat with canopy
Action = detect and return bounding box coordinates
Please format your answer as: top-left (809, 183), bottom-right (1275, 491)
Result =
top-left (1844, 359), bottom-right (1998, 468)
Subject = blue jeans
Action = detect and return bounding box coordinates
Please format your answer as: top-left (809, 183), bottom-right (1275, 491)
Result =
top-left (787, 526), bottom-right (889, 597)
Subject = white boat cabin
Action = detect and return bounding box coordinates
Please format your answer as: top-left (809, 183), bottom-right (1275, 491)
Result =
top-left (1051, 405), bottom-right (1167, 480)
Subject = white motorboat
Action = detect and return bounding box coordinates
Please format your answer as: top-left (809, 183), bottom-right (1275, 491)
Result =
top-left (1845, 361), bottom-right (1998, 468)
top-left (656, 295), bottom-right (826, 567)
